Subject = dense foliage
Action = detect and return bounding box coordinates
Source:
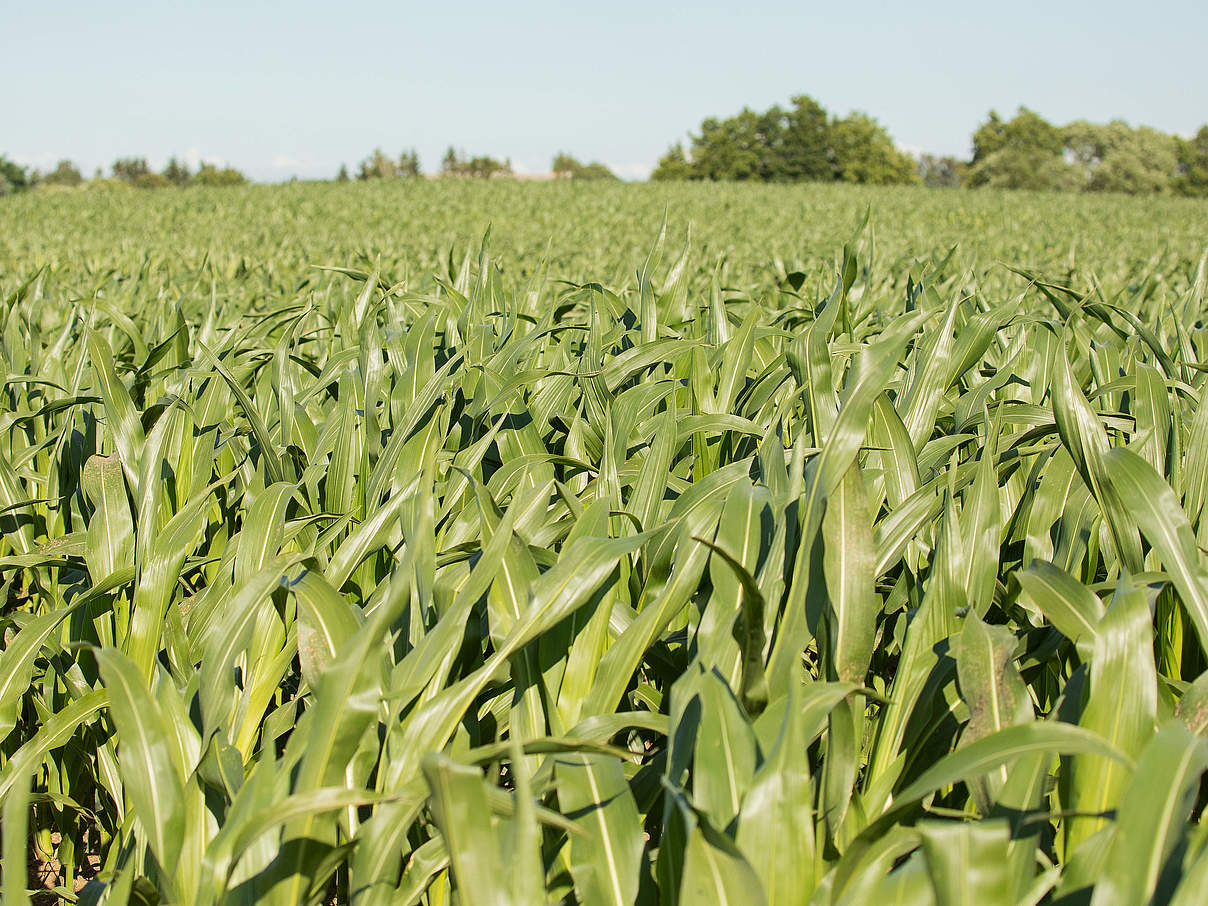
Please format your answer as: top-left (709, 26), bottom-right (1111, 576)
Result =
top-left (2, 182), bottom-right (1208, 905)
top-left (552, 154), bottom-right (619, 181)
top-left (964, 108), bottom-right (1194, 195)
top-left (98, 158), bottom-right (249, 190)
top-left (650, 96), bottom-right (917, 185)
top-left (38, 161), bottom-right (82, 188)
top-left (652, 101), bottom-right (1208, 196)
top-left (441, 148), bottom-right (514, 180)
top-left (0, 156), bottom-right (34, 196)
top-left (1175, 127), bottom-right (1208, 198)
top-left (358, 149), bottom-right (422, 181)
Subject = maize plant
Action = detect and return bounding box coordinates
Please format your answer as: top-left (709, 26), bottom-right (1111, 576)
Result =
top-left (2, 182), bottom-right (1208, 905)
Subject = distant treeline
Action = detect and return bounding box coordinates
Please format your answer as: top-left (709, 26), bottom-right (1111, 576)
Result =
top-left (340, 148), bottom-right (619, 181)
top-left (0, 156), bottom-right (247, 194)
top-left (6, 103), bottom-right (1207, 195)
top-left (0, 148), bottom-right (621, 195)
top-left (652, 97), bottom-right (1208, 196)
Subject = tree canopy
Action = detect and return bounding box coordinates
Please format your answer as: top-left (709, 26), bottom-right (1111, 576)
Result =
top-left (162, 157), bottom-right (191, 186)
top-left (42, 160), bottom-right (83, 187)
top-left (649, 145), bottom-right (693, 182)
top-left (1175, 126), bottom-right (1208, 197)
top-left (193, 163), bottom-right (247, 187)
top-left (830, 113), bottom-right (919, 185)
top-left (964, 107), bottom-right (1076, 191)
top-left (358, 148), bottom-right (421, 180)
top-left (650, 95), bottom-right (918, 185)
top-left (552, 153), bottom-right (618, 180)
top-left (0, 156), bottom-right (33, 195)
top-left (962, 108), bottom-right (1201, 195)
top-left (441, 147), bottom-right (512, 179)
top-left (650, 100), bottom-right (1208, 196)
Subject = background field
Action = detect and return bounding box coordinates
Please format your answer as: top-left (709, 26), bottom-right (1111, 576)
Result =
top-left (3, 182), bottom-right (1208, 906)
top-left (5, 181), bottom-right (1207, 303)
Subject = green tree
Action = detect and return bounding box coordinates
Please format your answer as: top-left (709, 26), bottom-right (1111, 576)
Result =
top-left (358, 148), bottom-right (397, 180)
top-left (780, 95), bottom-right (832, 181)
top-left (161, 157), bottom-right (192, 186)
top-left (112, 157), bottom-right (152, 184)
top-left (552, 152), bottom-right (578, 177)
top-left (969, 149), bottom-right (1078, 191)
top-left (113, 157), bottom-right (178, 188)
top-left (650, 144), bottom-right (695, 181)
top-left (440, 148), bottom-right (509, 178)
top-left (194, 163), bottom-right (246, 186)
top-left (1064, 120), bottom-right (1179, 194)
top-left (967, 107), bottom-right (1077, 191)
top-left (137, 172), bottom-right (171, 188)
top-left (690, 110), bottom-right (767, 181)
top-left (970, 110), bottom-right (1007, 164)
top-left (551, 153), bottom-right (618, 180)
top-left (829, 113), bottom-right (919, 185)
top-left (398, 149), bottom-right (421, 178)
top-left (0, 156), bottom-right (31, 195)
top-left (42, 159), bottom-right (83, 187)
top-left (1175, 126), bottom-right (1208, 197)
top-left (652, 93), bottom-right (918, 185)
top-left (464, 155), bottom-right (510, 178)
top-left (575, 162), bottom-right (618, 180)
top-left (756, 105), bottom-right (794, 180)
top-left (337, 164), bottom-right (350, 182)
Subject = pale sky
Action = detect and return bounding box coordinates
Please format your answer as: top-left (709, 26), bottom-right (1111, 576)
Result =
top-left (5, 0), bottom-right (1205, 181)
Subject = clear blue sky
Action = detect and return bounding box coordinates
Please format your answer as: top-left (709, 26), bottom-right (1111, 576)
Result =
top-left (5, 0), bottom-right (1205, 181)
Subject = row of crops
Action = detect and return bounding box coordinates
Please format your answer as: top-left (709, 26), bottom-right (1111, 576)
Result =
top-left (2, 183), bottom-right (1208, 904)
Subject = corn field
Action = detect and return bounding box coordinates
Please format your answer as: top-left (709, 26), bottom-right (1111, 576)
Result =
top-left (3, 182), bottom-right (1208, 905)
